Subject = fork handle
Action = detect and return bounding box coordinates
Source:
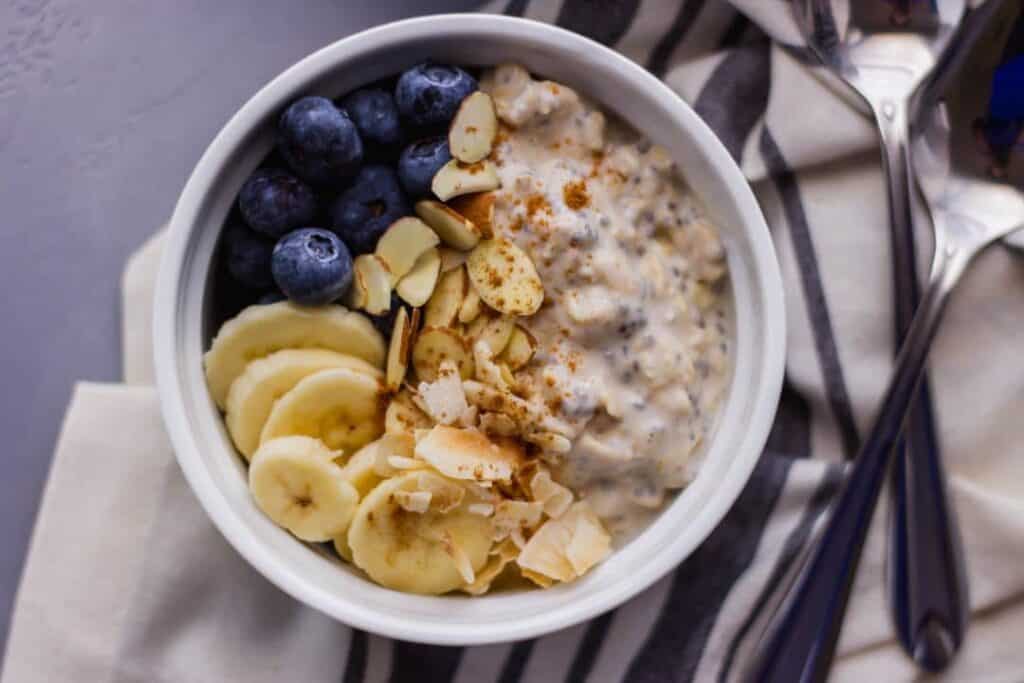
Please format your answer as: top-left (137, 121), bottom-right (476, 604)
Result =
top-left (740, 244), bottom-right (971, 683)
top-left (875, 101), bottom-right (970, 670)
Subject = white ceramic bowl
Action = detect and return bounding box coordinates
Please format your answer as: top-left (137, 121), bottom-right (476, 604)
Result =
top-left (154, 14), bottom-right (785, 645)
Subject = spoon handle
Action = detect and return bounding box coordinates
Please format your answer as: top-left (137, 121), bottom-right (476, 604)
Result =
top-left (875, 102), bottom-right (970, 669)
top-left (740, 244), bottom-right (971, 683)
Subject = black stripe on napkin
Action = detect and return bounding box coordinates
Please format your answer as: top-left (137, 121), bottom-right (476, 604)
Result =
top-left (564, 610), bottom-right (615, 681)
top-left (646, 0), bottom-right (708, 77)
top-left (342, 629), bottom-right (368, 682)
top-left (694, 41), bottom-right (772, 163)
top-left (503, 0), bottom-right (529, 16)
top-left (718, 13), bottom-right (752, 49)
top-left (760, 129), bottom-right (859, 459)
top-left (389, 642), bottom-right (464, 682)
top-left (555, 0), bottom-right (642, 46)
top-left (621, 453), bottom-right (795, 682)
top-left (497, 639), bottom-right (536, 683)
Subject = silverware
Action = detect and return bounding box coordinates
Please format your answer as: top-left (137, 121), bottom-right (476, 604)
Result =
top-left (741, 3), bottom-right (1024, 681)
top-left (790, 0), bottom-right (970, 671)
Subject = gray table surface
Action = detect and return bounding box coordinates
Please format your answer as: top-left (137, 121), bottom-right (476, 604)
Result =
top-left (0, 0), bottom-right (478, 653)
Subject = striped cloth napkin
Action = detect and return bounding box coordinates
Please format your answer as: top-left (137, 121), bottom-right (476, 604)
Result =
top-left (5, 1), bottom-right (1024, 682)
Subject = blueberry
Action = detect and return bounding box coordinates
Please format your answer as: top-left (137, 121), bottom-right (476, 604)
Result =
top-left (395, 62), bottom-right (477, 129)
top-left (238, 168), bottom-right (318, 238)
top-left (330, 165), bottom-right (410, 254)
top-left (272, 228), bottom-right (353, 305)
top-left (341, 88), bottom-right (404, 157)
top-left (396, 136), bottom-right (451, 198)
top-left (278, 96), bottom-right (364, 187)
top-left (223, 223), bottom-right (275, 289)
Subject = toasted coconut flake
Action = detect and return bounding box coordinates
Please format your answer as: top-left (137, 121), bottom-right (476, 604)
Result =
top-left (521, 568), bottom-right (555, 588)
top-left (474, 340), bottom-right (511, 391)
top-left (457, 404), bottom-right (479, 428)
top-left (565, 505), bottom-right (612, 575)
top-left (416, 360), bottom-right (469, 425)
top-left (394, 489), bottom-right (432, 513)
top-left (414, 471), bottom-right (466, 513)
top-left (493, 500), bottom-right (544, 541)
top-left (466, 238), bottom-right (544, 316)
top-left (464, 480), bottom-right (501, 503)
top-left (385, 389), bottom-right (433, 435)
top-left (511, 528), bottom-right (529, 550)
top-left (468, 503), bottom-right (495, 517)
top-left (416, 425), bottom-right (523, 482)
top-left (462, 380), bottom-right (547, 430)
top-left (517, 502), bottom-right (609, 583)
top-left (530, 469), bottom-right (573, 518)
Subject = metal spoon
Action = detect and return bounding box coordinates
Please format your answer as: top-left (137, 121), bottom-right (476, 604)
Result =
top-left (741, 4), bottom-right (1024, 681)
top-left (791, 0), bottom-right (970, 671)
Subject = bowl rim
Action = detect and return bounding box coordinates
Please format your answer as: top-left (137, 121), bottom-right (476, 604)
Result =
top-left (154, 13), bottom-right (785, 645)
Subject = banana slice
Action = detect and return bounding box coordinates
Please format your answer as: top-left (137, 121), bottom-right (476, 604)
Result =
top-left (225, 349), bottom-right (382, 460)
top-left (204, 302), bottom-right (386, 408)
top-left (260, 367), bottom-right (385, 453)
top-left (249, 436), bottom-right (359, 542)
top-left (348, 471), bottom-right (494, 594)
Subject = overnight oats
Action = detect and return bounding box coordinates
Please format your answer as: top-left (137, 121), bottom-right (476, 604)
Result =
top-left (203, 61), bottom-right (731, 595)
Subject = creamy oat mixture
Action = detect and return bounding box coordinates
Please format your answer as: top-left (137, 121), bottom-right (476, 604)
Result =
top-left (481, 65), bottom-right (733, 539)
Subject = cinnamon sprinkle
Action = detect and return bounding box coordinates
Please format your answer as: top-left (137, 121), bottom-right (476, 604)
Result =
top-left (562, 180), bottom-right (590, 210)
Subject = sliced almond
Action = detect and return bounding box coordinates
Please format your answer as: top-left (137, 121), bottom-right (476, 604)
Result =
top-left (385, 389), bottom-right (432, 435)
top-left (470, 314), bottom-right (515, 357)
top-left (395, 247), bottom-right (441, 307)
top-left (353, 254), bottom-right (392, 315)
top-left (466, 239), bottom-right (544, 316)
top-left (415, 425), bottom-right (524, 482)
top-left (385, 307), bottom-right (412, 392)
top-left (432, 160), bottom-right (501, 202)
top-left (458, 286), bottom-right (483, 324)
top-left (394, 490), bottom-right (432, 513)
top-left (412, 327), bottom-right (474, 382)
top-left (439, 247), bottom-right (468, 273)
top-left (374, 217), bottom-right (440, 284)
top-left (499, 325), bottom-right (537, 369)
top-left (415, 200), bottom-right (481, 251)
top-left (448, 91), bottom-right (498, 163)
top-left (423, 266), bottom-right (467, 328)
top-left (346, 266), bottom-right (368, 309)
top-left (448, 192), bottom-right (495, 238)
